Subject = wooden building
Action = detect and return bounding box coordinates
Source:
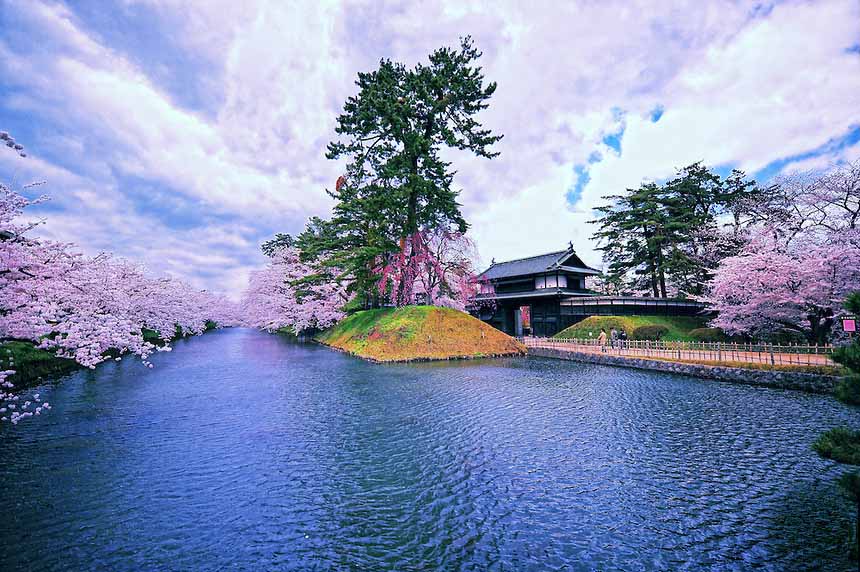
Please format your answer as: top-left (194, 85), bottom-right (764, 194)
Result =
top-left (471, 245), bottom-right (708, 337)
top-left (471, 245), bottom-right (600, 337)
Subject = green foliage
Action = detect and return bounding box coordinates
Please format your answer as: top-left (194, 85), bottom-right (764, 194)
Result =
top-left (814, 427), bottom-right (860, 465)
top-left (832, 292), bottom-right (860, 403)
top-left (688, 327), bottom-right (729, 342)
top-left (295, 37), bottom-right (502, 303)
top-left (839, 471), bottom-right (860, 502)
top-left (591, 162), bottom-right (761, 297)
top-left (261, 233), bottom-right (294, 257)
top-left (554, 315), bottom-right (708, 341)
top-left (631, 325), bottom-right (670, 340)
top-left (0, 340), bottom-right (79, 387)
top-left (836, 376), bottom-right (860, 406)
top-left (834, 339), bottom-right (860, 374)
top-left (844, 292), bottom-right (860, 315)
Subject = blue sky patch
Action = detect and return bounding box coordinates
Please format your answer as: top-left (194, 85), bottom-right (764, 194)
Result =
top-left (754, 124), bottom-right (860, 181)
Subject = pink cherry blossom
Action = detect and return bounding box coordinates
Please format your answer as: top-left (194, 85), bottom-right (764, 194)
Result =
top-left (377, 229), bottom-right (481, 310)
top-left (240, 246), bottom-right (350, 333)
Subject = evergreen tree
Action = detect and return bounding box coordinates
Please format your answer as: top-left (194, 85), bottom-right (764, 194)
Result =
top-left (591, 163), bottom-right (759, 297)
top-left (813, 292), bottom-right (860, 560)
top-left (834, 292), bottom-right (860, 403)
top-left (298, 37), bottom-right (502, 305)
top-left (261, 233), bottom-right (294, 257)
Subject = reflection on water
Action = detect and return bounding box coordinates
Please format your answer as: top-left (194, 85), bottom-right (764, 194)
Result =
top-left (0, 328), bottom-right (857, 571)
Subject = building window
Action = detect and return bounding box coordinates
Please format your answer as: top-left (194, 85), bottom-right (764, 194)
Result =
top-left (536, 274), bottom-right (567, 289)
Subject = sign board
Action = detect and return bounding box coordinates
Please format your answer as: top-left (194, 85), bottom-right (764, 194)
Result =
top-left (844, 316), bottom-right (857, 333)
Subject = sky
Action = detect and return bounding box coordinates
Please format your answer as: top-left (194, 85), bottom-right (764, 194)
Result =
top-left (1, 0), bottom-right (858, 299)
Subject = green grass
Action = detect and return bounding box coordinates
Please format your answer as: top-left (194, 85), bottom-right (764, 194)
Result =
top-left (316, 305), bottom-right (525, 362)
top-left (0, 341), bottom-right (80, 387)
top-left (554, 315), bottom-right (709, 342)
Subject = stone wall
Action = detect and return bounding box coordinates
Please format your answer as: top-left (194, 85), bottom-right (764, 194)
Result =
top-left (529, 347), bottom-right (840, 394)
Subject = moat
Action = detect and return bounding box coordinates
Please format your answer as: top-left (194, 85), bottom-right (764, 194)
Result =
top-left (1, 328), bottom-right (858, 571)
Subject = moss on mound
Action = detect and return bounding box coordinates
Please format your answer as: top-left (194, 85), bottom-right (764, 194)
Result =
top-left (553, 315), bottom-right (709, 342)
top-left (316, 305), bottom-right (526, 362)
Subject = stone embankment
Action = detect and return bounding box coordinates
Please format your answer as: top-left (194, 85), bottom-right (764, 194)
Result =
top-left (529, 347), bottom-right (839, 394)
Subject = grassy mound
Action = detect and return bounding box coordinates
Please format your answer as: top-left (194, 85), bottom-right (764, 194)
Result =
top-left (316, 305), bottom-right (526, 362)
top-left (553, 315), bottom-right (709, 342)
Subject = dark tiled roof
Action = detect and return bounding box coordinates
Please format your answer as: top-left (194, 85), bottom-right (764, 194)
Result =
top-left (478, 248), bottom-right (598, 280)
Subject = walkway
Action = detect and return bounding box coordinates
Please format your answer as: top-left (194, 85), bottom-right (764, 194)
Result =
top-left (520, 337), bottom-right (835, 367)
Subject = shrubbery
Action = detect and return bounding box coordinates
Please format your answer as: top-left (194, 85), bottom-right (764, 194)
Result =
top-left (631, 325), bottom-right (669, 340)
top-left (813, 427), bottom-right (860, 465)
top-left (688, 327), bottom-right (728, 342)
top-left (836, 376), bottom-right (860, 406)
top-left (832, 293), bottom-right (860, 405)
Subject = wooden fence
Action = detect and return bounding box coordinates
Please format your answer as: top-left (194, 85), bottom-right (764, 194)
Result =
top-left (518, 337), bottom-right (835, 367)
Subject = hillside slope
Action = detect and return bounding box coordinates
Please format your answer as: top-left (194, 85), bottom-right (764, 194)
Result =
top-left (316, 306), bottom-right (526, 362)
top-left (553, 315), bottom-right (708, 342)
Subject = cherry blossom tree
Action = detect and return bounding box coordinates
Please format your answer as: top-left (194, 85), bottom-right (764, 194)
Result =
top-left (704, 162), bottom-right (860, 342)
top-left (704, 230), bottom-right (860, 342)
top-left (376, 229), bottom-right (481, 310)
top-left (1, 132), bottom-right (235, 423)
top-left (241, 246), bottom-right (350, 334)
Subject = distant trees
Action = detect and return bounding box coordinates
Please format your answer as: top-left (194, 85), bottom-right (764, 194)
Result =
top-left (293, 37), bottom-right (501, 308)
top-left (590, 159), bottom-right (860, 343)
top-left (591, 163), bottom-right (760, 298)
top-left (240, 246), bottom-right (350, 334)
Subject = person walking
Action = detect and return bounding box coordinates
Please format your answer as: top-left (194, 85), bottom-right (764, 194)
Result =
top-left (597, 328), bottom-right (608, 353)
top-left (610, 328), bottom-right (618, 349)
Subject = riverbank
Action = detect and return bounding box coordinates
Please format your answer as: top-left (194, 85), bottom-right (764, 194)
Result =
top-left (529, 346), bottom-right (841, 393)
top-left (1, 322), bottom-right (219, 388)
top-left (0, 341), bottom-right (80, 387)
top-left (316, 306), bottom-right (526, 362)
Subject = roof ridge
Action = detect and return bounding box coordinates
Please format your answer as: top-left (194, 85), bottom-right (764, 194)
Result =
top-left (490, 249), bottom-right (570, 266)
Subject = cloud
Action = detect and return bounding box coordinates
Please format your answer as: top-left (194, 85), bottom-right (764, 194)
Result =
top-left (0, 0), bottom-right (858, 295)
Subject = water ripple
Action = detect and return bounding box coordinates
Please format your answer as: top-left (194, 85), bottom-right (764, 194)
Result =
top-left (1, 328), bottom-right (858, 571)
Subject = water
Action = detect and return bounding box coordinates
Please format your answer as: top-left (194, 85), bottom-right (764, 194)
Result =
top-left (1, 328), bottom-right (858, 571)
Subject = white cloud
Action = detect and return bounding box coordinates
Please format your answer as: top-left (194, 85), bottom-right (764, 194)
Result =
top-left (1, 0), bottom-right (857, 295)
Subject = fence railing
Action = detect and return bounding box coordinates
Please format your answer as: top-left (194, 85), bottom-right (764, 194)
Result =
top-left (518, 336), bottom-right (835, 367)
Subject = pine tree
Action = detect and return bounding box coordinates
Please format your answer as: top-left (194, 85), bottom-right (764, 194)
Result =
top-left (299, 37), bottom-right (502, 305)
top-left (834, 293), bottom-right (860, 403)
top-left (814, 292), bottom-right (860, 560)
top-left (590, 163), bottom-right (760, 297)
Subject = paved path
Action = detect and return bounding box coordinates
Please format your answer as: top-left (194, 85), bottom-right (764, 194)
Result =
top-left (522, 339), bottom-right (834, 367)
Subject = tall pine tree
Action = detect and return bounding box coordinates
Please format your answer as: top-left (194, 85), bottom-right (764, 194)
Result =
top-left (298, 37), bottom-right (502, 305)
top-left (591, 163), bottom-right (760, 298)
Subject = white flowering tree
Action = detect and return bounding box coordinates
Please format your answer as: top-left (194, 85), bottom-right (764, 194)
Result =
top-left (241, 246), bottom-right (351, 334)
